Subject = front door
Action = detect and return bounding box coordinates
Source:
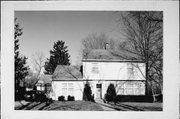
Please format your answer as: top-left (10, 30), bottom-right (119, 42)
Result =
top-left (96, 84), bottom-right (102, 99)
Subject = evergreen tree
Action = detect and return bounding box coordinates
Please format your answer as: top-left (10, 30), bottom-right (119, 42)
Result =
top-left (14, 18), bottom-right (29, 100)
top-left (44, 40), bottom-right (71, 74)
top-left (105, 83), bottom-right (116, 102)
top-left (83, 83), bottom-right (94, 102)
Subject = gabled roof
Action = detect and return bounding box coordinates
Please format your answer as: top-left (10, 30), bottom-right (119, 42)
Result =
top-left (39, 75), bottom-right (52, 84)
top-left (82, 49), bottom-right (142, 61)
top-left (36, 75), bottom-right (52, 86)
top-left (52, 65), bottom-right (82, 81)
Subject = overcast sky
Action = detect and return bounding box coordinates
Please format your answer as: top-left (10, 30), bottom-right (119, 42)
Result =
top-left (15, 11), bottom-right (122, 70)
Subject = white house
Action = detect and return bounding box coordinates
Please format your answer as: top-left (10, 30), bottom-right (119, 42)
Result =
top-left (51, 49), bottom-right (146, 100)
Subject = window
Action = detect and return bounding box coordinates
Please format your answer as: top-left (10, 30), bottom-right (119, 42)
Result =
top-left (119, 86), bottom-right (125, 94)
top-left (68, 88), bottom-right (74, 96)
top-left (118, 82), bottom-right (125, 95)
top-left (127, 63), bottom-right (134, 80)
top-left (62, 83), bottom-right (67, 87)
top-left (119, 81), bottom-right (145, 95)
top-left (124, 82), bottom-right (134, 95)
top-left (91, 63), bottom-right (99, 74)
top-left (68, 83), bottom-right (73, 87)
top-left (61, 83), bottom-right (74, 96)
top-left (125, 88), bottom-right (133, 95)
top-left (62, 88), bottom-right (67, 96)
top-left (133, 82), bottom-right (145, 95)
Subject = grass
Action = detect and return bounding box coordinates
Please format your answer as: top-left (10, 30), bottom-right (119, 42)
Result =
top-left (120, 102), bottom-right (163, 111)
top-left (15, 101), bottom-right (103, 111)
top-left (15, 100), bottom-right (104, 111)
top-left (46, 101), bottom-right (104, 111)
top-left (15, 100), bottom-right (163, 111)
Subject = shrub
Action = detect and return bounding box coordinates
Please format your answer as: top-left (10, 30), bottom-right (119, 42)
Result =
top-left (48, 98), bottom-right (53, 103)
top-left (58, 96), bottom-right (65, 101)
top-left (46, 98), bottom-right (53, 105)
top-left (105, 83), bottom-right (117, 102)
top-left (83, 82), bottom-right (94, 101)
top-left (156, 94), bottom-right (163, 102)
top-left (67, 95), bottom-right (75, 101)
top-left (115, 95), bottom-right (155, 102)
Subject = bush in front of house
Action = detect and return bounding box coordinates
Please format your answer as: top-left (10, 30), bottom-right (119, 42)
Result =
top-left (105, 83), bottom-right (117, 103)
top-left (115, 95), bottom-right (153, 102)
top-left (83, 82), bottom-right (94, 102)
top-left (67, 95), bottom-right (75, 101)
top-left (115, 95), bottom-right (163, 102)
top-left (58, 96), bottom-right (65, 101)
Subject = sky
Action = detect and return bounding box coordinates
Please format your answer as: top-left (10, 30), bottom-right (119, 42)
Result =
top-left (15, 11), bottom-right (122, 71)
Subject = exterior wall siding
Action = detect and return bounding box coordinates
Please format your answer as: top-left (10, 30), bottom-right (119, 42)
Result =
top-left (83, 61), bottom-right (146, 97)
top-left (51, 81), bottom-right (84, 100)
top-left (88, 80), bottom-right (145, 99)
top-left (52, 61), bottom-right (146, 100)
top-left (51, 80), bottom-right (145, 100)
top-left (83, 61), bottom-right (145, 81)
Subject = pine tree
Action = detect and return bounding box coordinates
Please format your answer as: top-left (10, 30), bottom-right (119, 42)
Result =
top-left (105, 83), bottom-right (116, 102)
top-left (44, 40), bottom-right (71, 74)
top-left (14, 18), bottom-right (29, 100)
top-left (83, 83), bottom-right (94, 101)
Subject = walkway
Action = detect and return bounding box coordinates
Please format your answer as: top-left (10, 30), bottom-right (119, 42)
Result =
top-left (95, 99), bottom-right (116, 111)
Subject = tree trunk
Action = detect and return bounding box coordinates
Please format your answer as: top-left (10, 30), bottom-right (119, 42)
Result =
top-left (145, 63), bottom-right (148, 95)
top-left (151, 86), bottom-right (156, 102)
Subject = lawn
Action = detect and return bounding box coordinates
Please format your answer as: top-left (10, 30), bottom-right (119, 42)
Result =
top-left (45, 101), bottom-right (104, 111)
top-left (120, 102), bottom-right (163, 111)
top-left (15, 100), bottom-right (163, 111)
top-left (15, 100), bottom-right (105, 111)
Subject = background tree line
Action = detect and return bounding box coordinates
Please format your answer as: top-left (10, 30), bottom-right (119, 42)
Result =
top-left (14, 19), bottom-right (71, 100)
top-left (14, 18), bottom-right (29, 100)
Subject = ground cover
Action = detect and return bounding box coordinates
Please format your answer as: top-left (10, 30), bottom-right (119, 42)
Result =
top-left (46, 101), bottom-right (104, 111)
top-left (15, 100), bottom-right (163, 111)
top-left (15, 101), bottom-right (104, 111)
top-left (119, 102), bottom-right (163, 111)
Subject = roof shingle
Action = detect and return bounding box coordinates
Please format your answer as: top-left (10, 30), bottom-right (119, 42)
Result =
top-left (83, 49), bottom-right (142, 60)
top-left (52, 65), bottom-right (82, 81)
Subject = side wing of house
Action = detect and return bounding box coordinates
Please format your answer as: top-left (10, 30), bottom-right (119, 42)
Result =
top-left (51, 65), bottom-right (84, 100)
top-left (51, 81), bottom-right (84, 100)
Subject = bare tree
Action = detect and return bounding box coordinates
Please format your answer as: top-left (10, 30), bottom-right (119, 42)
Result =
top-left (117, 11), bottom-right (163, 101)
top-left (82, 32), bottom-right (115, 50)
top-left (31, 51), bottom-right (45, 79)
top-left (24, 70), bottom-right (39, 89)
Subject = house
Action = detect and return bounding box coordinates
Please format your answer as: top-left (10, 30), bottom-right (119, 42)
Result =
top-left (24, 73), bottom-right (52, 93)
top-left (51, 48), bottom-right (146, 100)
top-left (82, 49), bottom-right (146, 99)
top-left (36, 75), bottom-right (52, 93)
